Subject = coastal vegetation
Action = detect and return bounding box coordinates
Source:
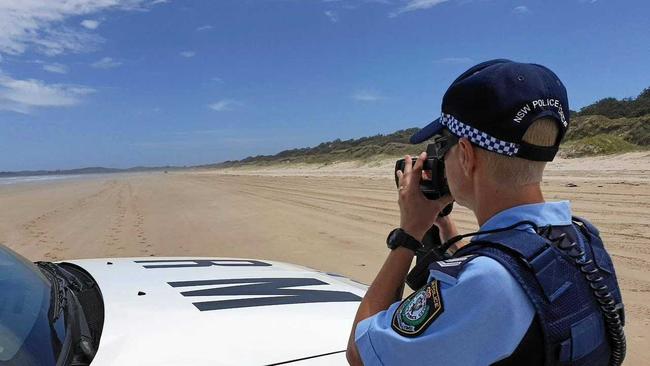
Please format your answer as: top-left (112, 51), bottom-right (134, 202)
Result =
top-left (215, 88), bottom-right (650, 167)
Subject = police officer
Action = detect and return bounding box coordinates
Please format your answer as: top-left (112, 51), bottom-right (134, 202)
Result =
top-left (346, 59), bottom-right (625, 366)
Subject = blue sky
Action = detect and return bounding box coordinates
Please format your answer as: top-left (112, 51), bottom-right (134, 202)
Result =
top-left (0, 0), bottom-right (649, 171)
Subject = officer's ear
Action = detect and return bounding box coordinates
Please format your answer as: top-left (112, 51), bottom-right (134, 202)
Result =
top-left (456, 137), bottom-right (476, 178)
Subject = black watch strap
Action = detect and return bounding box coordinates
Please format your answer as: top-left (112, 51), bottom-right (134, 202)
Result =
top-left (386, 228), bottom-right (423, 252)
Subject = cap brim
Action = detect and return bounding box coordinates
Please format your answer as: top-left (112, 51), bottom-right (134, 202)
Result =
top-left (410, 117), bottom-right (444, 144)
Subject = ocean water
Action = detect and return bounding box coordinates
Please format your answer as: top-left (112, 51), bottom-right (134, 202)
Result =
top-left (0, 175), bottom-right (84, 185)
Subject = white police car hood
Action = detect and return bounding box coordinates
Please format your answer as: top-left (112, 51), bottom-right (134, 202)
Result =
top-left (65, 257), bottom-right (366, 366)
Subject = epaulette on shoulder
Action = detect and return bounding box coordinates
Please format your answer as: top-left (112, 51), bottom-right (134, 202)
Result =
top-left (427, 254), bottom-right (477, 282)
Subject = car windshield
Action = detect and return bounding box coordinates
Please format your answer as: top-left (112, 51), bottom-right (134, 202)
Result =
top-left (0, 246), bottom-right (64, 366)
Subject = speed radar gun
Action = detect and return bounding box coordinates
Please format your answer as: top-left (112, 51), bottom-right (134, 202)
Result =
top-left (394, 132), bottom-right (456, 270)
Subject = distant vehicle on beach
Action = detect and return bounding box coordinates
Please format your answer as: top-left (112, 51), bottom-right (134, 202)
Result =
top-left (0, 244), bottom-right (365, 365)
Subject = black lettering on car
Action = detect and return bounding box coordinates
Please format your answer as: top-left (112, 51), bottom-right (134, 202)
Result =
top-left (135, 259), bottom-right (271, 269)
top-left (168, 277), bottom-right (362, 311)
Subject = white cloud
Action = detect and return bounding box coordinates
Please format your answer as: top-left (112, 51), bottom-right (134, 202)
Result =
top-left (0, 74), bottom-right (94, 113)
top-left (196, 25), bottom-right (213, 31)
top-left (80, 19), bottom-right (101, 29)
top-left (324, 10), bottom-right (339, 23)
top-left (390, 0), bottom-right (449, 17)
top-left (208, 99), bottom-right (240, 111)
top-left (433, 56), bottom-right (474, 64)
top-left (512, 5), bottom-right (530, 14)
top-left (211, 77), bottom-right (224, 83)
top-left (351, 90), bottom-right (384, 102)
top-left (180, 51), bottom-right (196, 58)
top-left (91, 56), bottom-right (122, 69)
top-left (43, 63), bottom-right (69, 74)
top-left (34, 28), bottom-right (102, 56)
top-left (150, 0), bottom-right (170, 4)
top-left (0, 1), bottom-right (154, 57)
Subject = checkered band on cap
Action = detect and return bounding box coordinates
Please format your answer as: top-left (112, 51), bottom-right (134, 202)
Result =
top-left (440, 114), bottom-right (520, 156)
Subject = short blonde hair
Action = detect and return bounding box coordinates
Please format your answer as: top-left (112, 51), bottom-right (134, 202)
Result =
top-left (476, 118), bottom-right (559, 186)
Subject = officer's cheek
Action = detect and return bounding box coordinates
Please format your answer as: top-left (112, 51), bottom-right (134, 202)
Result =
top-left (445, 151), bottom-right (464, 202)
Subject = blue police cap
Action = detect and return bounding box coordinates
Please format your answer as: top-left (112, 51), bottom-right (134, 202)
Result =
top-left (410, 59), bottom-right (569, 161)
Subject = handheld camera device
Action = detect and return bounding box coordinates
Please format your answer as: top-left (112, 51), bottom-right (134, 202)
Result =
top-left (394, 132), bottom-right (457, 269)
top-left (394, 155), bottom-right (453, 216)
top-left (394, 132), bottom-right (456, 217)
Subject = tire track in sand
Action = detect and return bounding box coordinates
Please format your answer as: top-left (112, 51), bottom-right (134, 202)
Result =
top-left (102, 181), bottom-right (151, 257)
top-left (21, 180), bottom-right (118, 260)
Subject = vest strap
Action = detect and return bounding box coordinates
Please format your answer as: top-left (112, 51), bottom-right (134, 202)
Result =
top-left (461, 230), bottom-right (574, 303)
top-left (456, 222), bottom-right (620, 366)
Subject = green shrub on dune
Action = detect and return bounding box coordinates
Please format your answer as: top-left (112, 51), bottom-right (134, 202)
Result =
top-left (576, 87), bottom-right (650, 119)
top-left (566, 114), bottom-right (649, 146)
top-left (560, 134), bottom-right (641, 158)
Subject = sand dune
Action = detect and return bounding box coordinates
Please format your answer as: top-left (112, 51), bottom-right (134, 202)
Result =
top-left (1, 152), bottom-right (648, 364)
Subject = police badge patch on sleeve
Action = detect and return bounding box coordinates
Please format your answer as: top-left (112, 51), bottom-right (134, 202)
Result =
top-left (391, 280), bottom-right (444, 337)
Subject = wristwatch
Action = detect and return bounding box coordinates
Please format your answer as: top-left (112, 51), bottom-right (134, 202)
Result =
top-left (386, 228), bottom-right (423, 252)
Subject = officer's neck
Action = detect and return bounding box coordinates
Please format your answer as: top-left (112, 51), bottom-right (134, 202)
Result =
top-left (473, 182), bottom-right (545, 227)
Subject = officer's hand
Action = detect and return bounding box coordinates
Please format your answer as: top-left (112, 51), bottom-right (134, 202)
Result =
top-left (396, 152), bottom-right (454, 242)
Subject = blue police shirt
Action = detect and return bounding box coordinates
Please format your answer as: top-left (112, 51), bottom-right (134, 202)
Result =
top-left (355, 200), bottom-right (573, 365)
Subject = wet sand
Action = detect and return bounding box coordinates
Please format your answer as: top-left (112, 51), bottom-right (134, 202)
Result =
top-left (1, 152), bottom-right (648, 364)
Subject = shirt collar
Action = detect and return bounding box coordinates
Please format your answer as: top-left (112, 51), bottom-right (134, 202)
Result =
top-left (471, 200), bottom-right (572, 241)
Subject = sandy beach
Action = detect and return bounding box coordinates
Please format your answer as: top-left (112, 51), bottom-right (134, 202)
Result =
top-left (2, 152), bottom-right (649, 364)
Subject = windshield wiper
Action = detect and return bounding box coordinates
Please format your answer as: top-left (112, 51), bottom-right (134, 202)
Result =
top-left (37, 262), bottom-right (68, 323)
top-left (36, 262), bottom-right (97, 365)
